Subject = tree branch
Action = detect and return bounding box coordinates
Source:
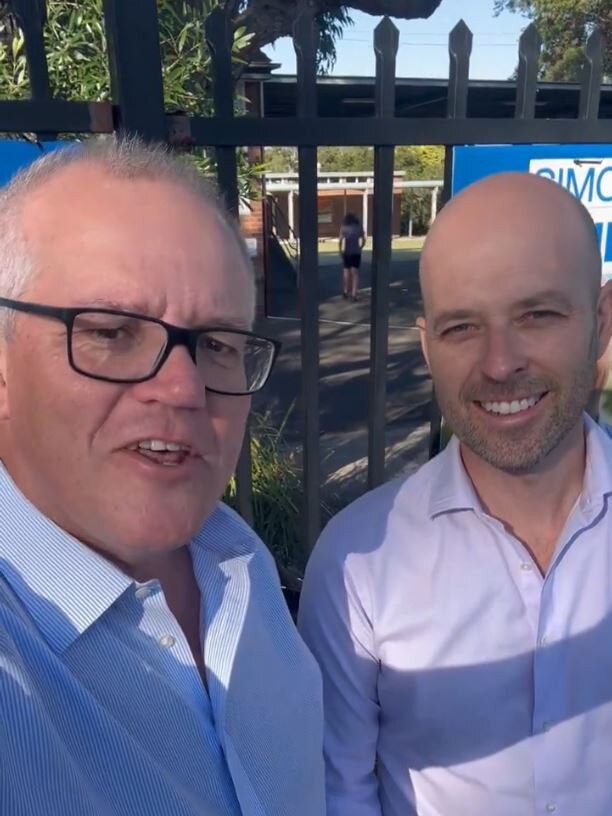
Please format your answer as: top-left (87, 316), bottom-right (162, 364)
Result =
top-left (232, 0), bottom-right (443, 52)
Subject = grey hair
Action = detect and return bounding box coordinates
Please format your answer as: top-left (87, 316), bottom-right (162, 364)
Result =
top-left (0, 136), bottom-right (254, 335)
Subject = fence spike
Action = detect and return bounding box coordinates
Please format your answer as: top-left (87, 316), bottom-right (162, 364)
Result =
top-left (447, 20), bottom-right (472, 119)
top-left (515, 23), bottom-right (541, 119)
top-left (293, 9), bottom-right (319, 119)
top-left (374, 16), bottom-right (400, 54)
top-left (579, 26), bottom-right (604, 120)
top-left (374, 17), bottom-right (399, 118)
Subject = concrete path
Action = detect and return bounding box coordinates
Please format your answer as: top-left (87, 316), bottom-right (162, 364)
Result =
top-left (254, 247), bottom-right (434, 506)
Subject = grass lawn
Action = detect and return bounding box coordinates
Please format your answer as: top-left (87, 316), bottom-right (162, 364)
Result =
top-left (317, 236), bottom-right (425, 254)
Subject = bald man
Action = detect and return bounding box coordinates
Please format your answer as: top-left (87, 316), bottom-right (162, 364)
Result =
top-left (299, 172), bottom-right (612, 816)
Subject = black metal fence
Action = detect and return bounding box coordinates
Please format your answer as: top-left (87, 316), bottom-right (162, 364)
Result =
top-left (1, 1), bottom-right (611, 555)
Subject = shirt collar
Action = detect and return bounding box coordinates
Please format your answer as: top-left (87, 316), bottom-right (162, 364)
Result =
top-left (581, 413), bottom-right (612, 504)
top-left (427, 413), bottom-right (612, 520)
top-left (427, 435), bottom-right (482, 518)
top-left (0, 462), bottom-right (132, 654)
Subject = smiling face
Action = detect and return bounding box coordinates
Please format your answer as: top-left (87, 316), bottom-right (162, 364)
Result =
top-left (419, 172), bottom-right (612, 475)
top-left (0, 161), bottom-right (253, 565)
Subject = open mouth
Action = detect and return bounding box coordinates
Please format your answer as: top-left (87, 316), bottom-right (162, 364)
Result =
top-left (126, 439), bottom-right (195, 467)
top-left (477, 393), bottom-right (547, 417)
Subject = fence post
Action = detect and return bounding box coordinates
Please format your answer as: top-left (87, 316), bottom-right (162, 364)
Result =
top-left (294, 6), bottom-right (321, 558)
top-left (11, 0), bottom-right (51, 101)
top-left (205, 7), bottom-right (254, 526)
top-left (367, 17), bottom-right (399, 490)
top-left (103, 0), bottom-right (166, 141)
top-left (429, 20), bottom-right (472, 459)
top-left (515, 24), bottom-right (541, 120)
top-left (579, 27), bottom-right (604, 120)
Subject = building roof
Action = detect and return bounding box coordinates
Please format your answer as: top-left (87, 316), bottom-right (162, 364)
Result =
top-left (259, 74), bottom-right (612, 120)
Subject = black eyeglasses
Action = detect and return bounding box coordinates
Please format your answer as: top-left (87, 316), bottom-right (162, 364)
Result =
top-left (0, 297), bottom-right (281, 395)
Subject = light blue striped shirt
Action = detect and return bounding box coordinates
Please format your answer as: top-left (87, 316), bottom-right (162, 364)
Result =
top-left (0, 463), bottom-right (325, 815)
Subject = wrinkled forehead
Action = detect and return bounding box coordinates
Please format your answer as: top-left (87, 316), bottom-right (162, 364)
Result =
top-left (20, 168), bottom-right (254, 324)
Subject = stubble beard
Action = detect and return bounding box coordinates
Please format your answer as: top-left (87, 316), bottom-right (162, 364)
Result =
top-left (438, 343), bottom-right (599, 475)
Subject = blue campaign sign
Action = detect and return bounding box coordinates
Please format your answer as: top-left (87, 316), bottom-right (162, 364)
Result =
top-left (0, 140), bottom-right (68, 186)
top-left (452, 144), bottom-right (612, 280)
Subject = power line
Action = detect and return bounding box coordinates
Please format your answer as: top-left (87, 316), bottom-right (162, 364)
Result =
top-left (347, 29), bottom-right (522, 37)
top-left (342, 37), bottom-right (519, 47)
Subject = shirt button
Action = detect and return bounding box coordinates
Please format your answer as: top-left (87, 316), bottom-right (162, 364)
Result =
top-left (158, 634), bottom-right (176, 649)
top-left (540, 635), bottom-right (549, 646)
top-left (520, 562), bottom-right (532, 571)
top-left (135, 586), bottom-right (151, 600)
top-left (542, 720), bottom-right (552, 732)
top-left (546, 804), bottom-right (557, 813)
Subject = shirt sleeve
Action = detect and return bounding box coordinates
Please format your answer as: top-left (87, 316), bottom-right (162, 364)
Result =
top-left (298, 519), bottom-right (382, 816)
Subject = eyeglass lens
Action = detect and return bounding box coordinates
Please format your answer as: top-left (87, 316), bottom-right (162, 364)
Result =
top-left (70, 312), bottom-right (273, 393)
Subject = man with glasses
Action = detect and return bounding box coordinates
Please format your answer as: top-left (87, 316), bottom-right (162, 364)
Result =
top-left (0, 139), bottom-right (324, 815)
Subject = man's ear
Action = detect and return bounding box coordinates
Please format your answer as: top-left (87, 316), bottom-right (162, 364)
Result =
top-left (416, 315), bottom-right (430, 370)
top-left (596, 280), bottom-right (612, 359)
top-left (0, 341), bottom-right (9, 421)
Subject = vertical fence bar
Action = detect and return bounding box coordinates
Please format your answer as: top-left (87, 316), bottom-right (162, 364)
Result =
top-left (103, 0), bottom-right (166, 140)
top-left (11, 0), bottom-right (51, 100)
top-left (293, 8), bottom-right (320, 557)
top-left (205, 7), bottom-right (253, 526)
top-left (429, 20), bottom-right (472, 459)
top-left (367, 17), bottom-right (399, 490)
top-left (579, 27), bottom-right (604, 120)
top-left (447, 20), bottom-right (472, 121)
top-left (205, 7), bottom-right (239, 213)
top-left (515, 24), bottom-right (541, 119)
top-left (11, 0), bottom-right (55, 141)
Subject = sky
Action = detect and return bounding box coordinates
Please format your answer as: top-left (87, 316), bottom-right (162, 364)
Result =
top-left (262, 0), bottom-right (531, 81)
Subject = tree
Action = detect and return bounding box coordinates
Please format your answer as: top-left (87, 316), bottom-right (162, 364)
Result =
top-left (0, 1), bottom-right (264, 202)
top-left (396, 145), bottom-right (443, 235)
top-left (1, 1), bottom-right (444, 78)
top-left (494, 0), bottom-right (611, 81)
top-left (264, 147), bottom-right (298, 173)
top-left (396, 144), bottom-right (443, 180)
top-left (318, 146), bottom-right (374, 171)
top-left (227, 0), bottom-right (444, 70)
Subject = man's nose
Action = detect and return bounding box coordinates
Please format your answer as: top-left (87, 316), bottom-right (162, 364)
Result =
top-left (132, 345), bottom-right (207, 408)
top-left (479, 327), bottom-right (528, 382)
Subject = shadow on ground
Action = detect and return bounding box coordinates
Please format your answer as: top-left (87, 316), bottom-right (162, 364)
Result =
top-left (254, 247), bottom-right (433, 506)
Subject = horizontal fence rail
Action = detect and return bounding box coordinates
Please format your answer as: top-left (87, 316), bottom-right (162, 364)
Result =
top-left (0, 3), bottom-right (610, 552)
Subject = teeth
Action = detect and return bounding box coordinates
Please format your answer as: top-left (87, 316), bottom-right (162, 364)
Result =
top-left (128, 439), bottom-right (190, 453)
top-left (482, 396), bottom-right (541, 415)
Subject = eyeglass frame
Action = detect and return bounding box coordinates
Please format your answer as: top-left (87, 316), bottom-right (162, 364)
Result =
top-left (0, 296), bottom-right (281, 395)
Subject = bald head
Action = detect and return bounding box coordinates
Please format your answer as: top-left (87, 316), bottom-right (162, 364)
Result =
top-left (416, 171), bottom-right (612, 474)
top-left (420, 172), bottom-right (602, 316)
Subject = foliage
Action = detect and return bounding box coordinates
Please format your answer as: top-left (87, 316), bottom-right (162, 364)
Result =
top-left (229, 0), bottom-right (443, 73)
top-left (263, 145), bottom-right (444, 176)
top-left (1, 0), bottom-right (444, 85)
top-left (224, 410), bottom-right (315, 580)
top-left (315, 7), bottom-right (354, 73)
top-left (396, 145), bottom-right (443, 234)
top-left (400, 189), bottom-right (432, 235)
top-left (0, 1), bottom-right (265, 202)
top-left (263, 146), bottom-right (298, 173)
top-left (0, 0), bottom-right (253, 113)
top-left (493, 0), bottom-right (611, 81)
top-left (262, 145), bottom-right (444, 235)
top-left (318, 145), bottom-right (374, 172)
top-left (396, 145), bottom-right (443, 180)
